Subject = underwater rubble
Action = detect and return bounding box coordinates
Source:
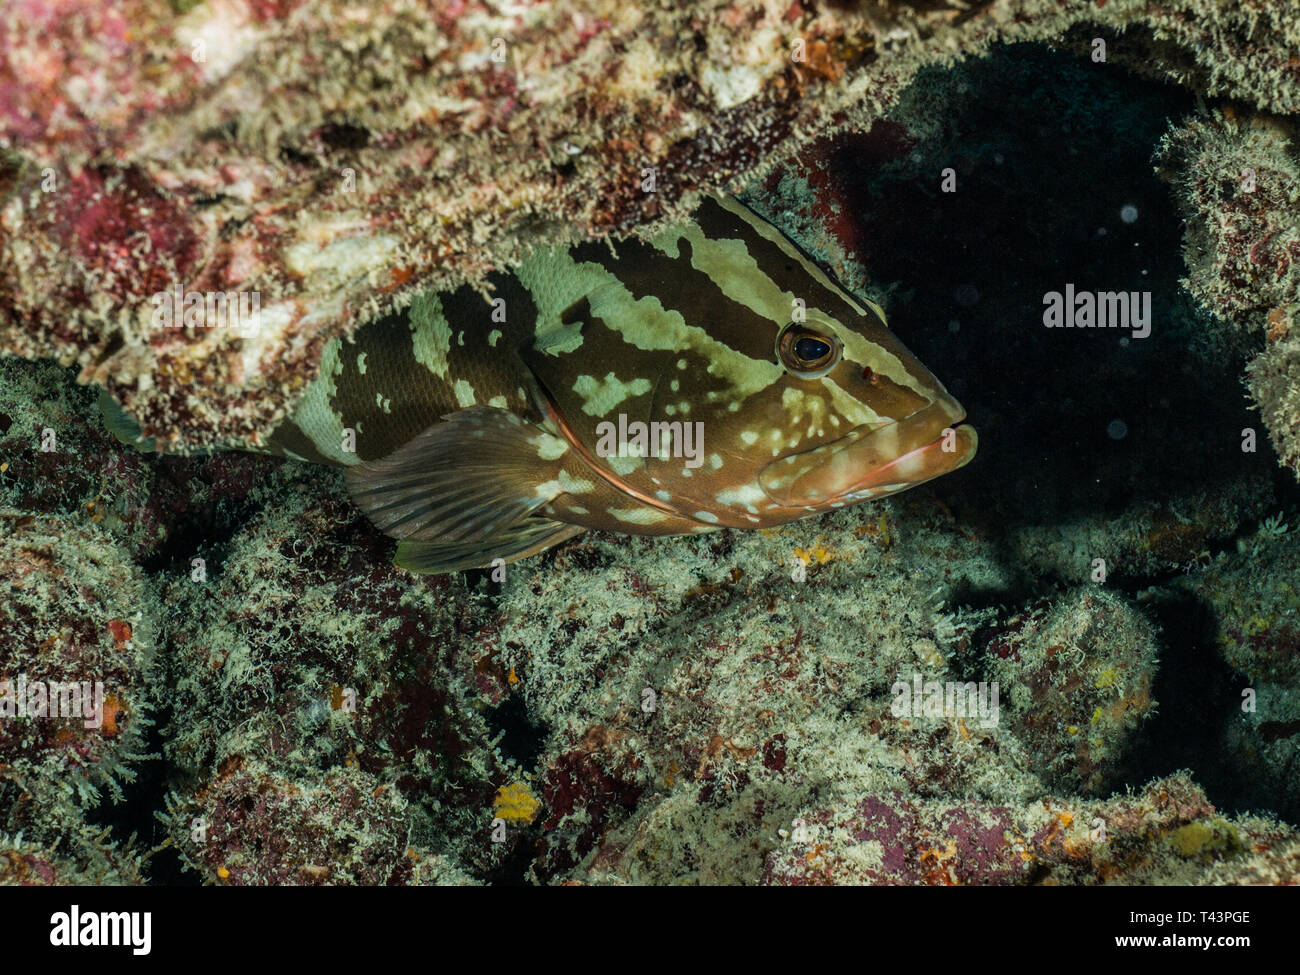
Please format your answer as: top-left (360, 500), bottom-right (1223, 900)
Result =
top-left (2, 6), bottom-right (1300, 887)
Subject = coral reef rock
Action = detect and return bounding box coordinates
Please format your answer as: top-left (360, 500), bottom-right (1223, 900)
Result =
top-left (0, 509), bottom-right (157, 881)
top-left (1158, 111), bottom-right (1300, 479)
top-left (3, 1), bottom-right (1299, 450)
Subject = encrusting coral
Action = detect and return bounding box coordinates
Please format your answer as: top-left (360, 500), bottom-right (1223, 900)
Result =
top-left (987, 589), bottom-right (1159, 797)
top-left (762, 773), bottom-right (1292, 886)
top-left (0, 508), bottom-right (158, 882)
top-left (2, 0), bottom-right (1299, 453)
top-left (1158, 111), bottom-right (1300, 479)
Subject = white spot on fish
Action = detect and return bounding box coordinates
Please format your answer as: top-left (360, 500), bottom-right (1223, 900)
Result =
top-left (693, 511), bottom-right (720, 524)
top-left (739, 431), bottom-right (759, 446)
top-left (608, 454), bottom-right (640, 477)
top-left (715, 484), bottom-right (766, 506)
top-left (454, 379), bottom-right (477, 407)
top-left (609, 507), bottom-right (668, 524)
top-left (558, 470), bottom-right (594, 492)
top-left (409, 293), bottom-right (452, 381)
top-left (489, 329), bottom-right (502, 347)
top-left (572, 372), bottom-right (652, 417)
top-left (532, 434), bottom-right (569, 461)
top-left (356, 352), bottom-right (367, 375)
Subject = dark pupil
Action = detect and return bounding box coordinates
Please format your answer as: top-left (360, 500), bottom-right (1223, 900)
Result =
top-left (793, 336), bottom-right (830, 362)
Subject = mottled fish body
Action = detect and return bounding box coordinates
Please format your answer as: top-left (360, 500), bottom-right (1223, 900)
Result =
top-left (115, 197), bottom-right (977, 573)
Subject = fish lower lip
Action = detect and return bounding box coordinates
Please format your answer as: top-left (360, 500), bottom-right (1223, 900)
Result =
top-left (758, 404), bottom-right (977, 506)
top-left (833, 422), bottom-right (978, 500)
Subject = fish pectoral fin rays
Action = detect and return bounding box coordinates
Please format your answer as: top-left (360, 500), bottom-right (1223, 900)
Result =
top-left (344, 406), bottom-right (570, 545)
top-left (394, 518), bottom-right (585, 574)
top-left (97, 388), bottom-right (156, 452)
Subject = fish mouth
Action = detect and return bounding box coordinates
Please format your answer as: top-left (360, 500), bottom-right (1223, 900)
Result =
top-left (758, 400), bottom-right (978, 507)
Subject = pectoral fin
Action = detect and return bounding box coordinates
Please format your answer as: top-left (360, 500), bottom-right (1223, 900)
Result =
top-left (344, 406), bottom-right (572, 546)
top-left (97, 388), bottom-right (156, 452)
top-left (394, 518), bottom-right (584, 574)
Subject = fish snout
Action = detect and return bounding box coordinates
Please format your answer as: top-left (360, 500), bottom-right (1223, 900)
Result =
top-left (758, 399), bottom-right (977, 507)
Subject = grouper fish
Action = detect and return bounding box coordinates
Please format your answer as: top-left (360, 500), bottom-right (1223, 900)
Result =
top-left (105, 196), bottom-right (977, 573)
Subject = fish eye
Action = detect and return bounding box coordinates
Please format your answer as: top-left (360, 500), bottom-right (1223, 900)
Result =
top-left (795, 336), bottom-right (831, 360)
top-left (777, 323), bottom-right (841, 379)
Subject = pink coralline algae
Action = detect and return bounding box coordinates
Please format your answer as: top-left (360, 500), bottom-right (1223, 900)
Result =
top-left (764, 794), bottom-right (1028, 886)
top-left (763, 775), bottom-right (1292, 886)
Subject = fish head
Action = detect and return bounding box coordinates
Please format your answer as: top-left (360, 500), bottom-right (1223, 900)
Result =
top-left (635, 197), bottom-right (978, 525)
top-left (750, 306), bottom-right (979, 511)
top-left (520, 195), bottom-right (976, 531)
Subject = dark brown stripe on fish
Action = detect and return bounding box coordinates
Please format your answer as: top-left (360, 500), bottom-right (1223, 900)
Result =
top-left (330, 309), bottom-right (455, 461)
top-left (568, 236), bottom-right (780, 364)
top-left (271, 417), bottom-right (340, 466)
top-left (692, 197), bottom-right (871, 330)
